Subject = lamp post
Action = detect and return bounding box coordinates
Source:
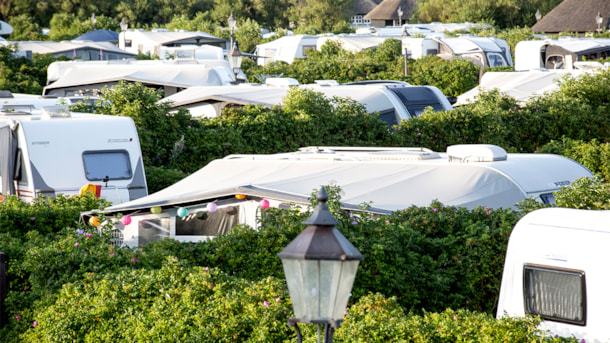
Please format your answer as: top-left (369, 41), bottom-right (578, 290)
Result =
top-left (535, 9), bottom-right (541, 22)
top-left (596, 12), bottom-right (604, 33)
top-left (278, 187), bottom-right (363, 343)
top-left (397, 7), bottom-right (403, 26)
top-left (120, 18), bottom-right (128, 32)
top-left (228, 41), bottom-right (243, 84)
top-left (227, 12), bottom-right (237, 52)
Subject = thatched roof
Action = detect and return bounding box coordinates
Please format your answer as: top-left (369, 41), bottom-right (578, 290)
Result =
top-left (354, 0), bottom-right (382, 15)
top-left (532, 0), bottom-right (610, 34)
top-left (364, 0), bottom-right (417, 20)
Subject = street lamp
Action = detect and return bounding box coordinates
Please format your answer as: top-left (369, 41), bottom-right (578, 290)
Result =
top-left (227, 12), bottom-right (237, 51)
top-left (91, 13), bottom-right (97, 30)
top-left (535, 9), bottom-right (541, 22)
top-left (278, 187), bottom-right (363, 343)
top-left (397, 7), bottom-right (403, 26)
top-left (596, 12), bottom-right (604, 33)
top-left (120, 18), bottom-right (128, 32)
top-left (228, 41), bottom-right (243, 83)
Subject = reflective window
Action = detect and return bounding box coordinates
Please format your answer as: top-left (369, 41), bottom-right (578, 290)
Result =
top-left (524, 265), bottom-right (586, 326)
top-left (175, 206), bottom-right (240, 237)
top-left (487, 52), bottom-right (508, 67)
top-left (138, 217), bottom-right (170, 245)
top-left (83, 150), bottom-right (132, 181)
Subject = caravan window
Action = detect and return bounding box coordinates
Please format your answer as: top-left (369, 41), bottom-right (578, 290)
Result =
top-left (175, 206), bottom-right (240, 237)
top-left (83, 150), bottom-right (132, 181)
top-left (523, 264), bottom-right (586, 326)
top-left (486, 52), bottom-right (508, 68)
top-left (138, 217), bottom-right (170, 245)
top-left (546, 55), bottom-right (565, 69)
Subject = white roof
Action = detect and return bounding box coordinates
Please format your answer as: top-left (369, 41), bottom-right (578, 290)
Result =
top-left (123, 30), bottom-right (226, 46)
top-left (317, 35), bottom-right (391, 52)
top-left (102, 145), bottom-right (592, 215)
top-left (43, 60), bottom-right (235, 93)
top-left (438, 36), bottom-right (504, 54)
top-left (455, 69), bottom-right (591, 105)
top-left (162, 81), bottom-right (441, 119)
top-left (4, 40), bottom-right (133, 55)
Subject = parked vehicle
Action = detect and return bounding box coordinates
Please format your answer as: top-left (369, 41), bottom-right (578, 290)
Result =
top-left (0, 104), bottom-right (148, 205)
top-left (163, 79), bottom-right (454, 125)
top-left (514, 38), bottom-right (610, 71)
top-left (89, 144), bottom-right (592, 247)
top-left (402, 36), bottom-right (513, 69)
top-left (497, 208), bottom-right (610, 342)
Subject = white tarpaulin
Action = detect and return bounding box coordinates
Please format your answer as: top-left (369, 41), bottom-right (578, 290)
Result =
top-left (103, 148), bottom-right (592, 215)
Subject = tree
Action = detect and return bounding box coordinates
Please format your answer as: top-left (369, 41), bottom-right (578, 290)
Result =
top-left (289, 0), bottom-right (353, 33)
top-left (414, 0), bottom-right (563, 30)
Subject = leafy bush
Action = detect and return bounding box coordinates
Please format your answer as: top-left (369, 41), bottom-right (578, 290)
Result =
top-left (337, 293), bottom-right (577, 342)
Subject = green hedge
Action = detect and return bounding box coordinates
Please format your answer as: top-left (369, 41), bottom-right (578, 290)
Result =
top-left (2, 182), bottom-right (605, 341)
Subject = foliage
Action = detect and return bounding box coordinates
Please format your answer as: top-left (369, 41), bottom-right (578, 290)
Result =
top-left (0, 45), bottom-right (59, 94)
top-left (246, 41), bottom-right (480, 96)
top-left (144, 166), bottom-right (188, 194)
top-left (1, 179), bottom-right (607, 341)
top-left (83, 82), bottom-right (194, 170)
top-left (413, 0), bottom-right (563, 29)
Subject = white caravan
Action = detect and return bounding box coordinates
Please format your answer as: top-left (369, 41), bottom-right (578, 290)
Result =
top-left (0, 106), bottom-right (148, 205)
top-left (514, 38), bottom-right (610, 71)
top-left (402, 36), bottom-right (513, 69)
top-left (89, 144), bottom-right (592, 247)
top-left (163, 80), bottom-right (453, 126)
top-left (497, 208), bottom-right (610, 342)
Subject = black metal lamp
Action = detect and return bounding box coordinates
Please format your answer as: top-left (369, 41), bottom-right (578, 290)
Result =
top-left (278, 187), bottom-right (363, 343)
top-left (228, 41), bottom-right (243, 83)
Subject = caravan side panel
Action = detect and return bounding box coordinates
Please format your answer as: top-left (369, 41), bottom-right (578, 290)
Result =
top-left (497, 208), bottom-right (610, 342)
top-left (16, 114), bottom-right (147, 205)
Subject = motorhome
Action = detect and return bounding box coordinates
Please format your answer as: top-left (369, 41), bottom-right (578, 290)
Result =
top-left (0, 105), bottom-right (148, 205)
top-left (497, 208), bottom-right (610, 342)
top-left (89, 144), bottom-right (592, 247)
top-left (162, 79), bottom-right (454, 126)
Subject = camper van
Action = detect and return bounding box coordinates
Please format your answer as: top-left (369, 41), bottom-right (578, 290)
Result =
top-left (0, 106), bottom-right (148, 205)
top-left (91, 144), bottom-right (592, 247)
top-left (497, 208), bottom-right (610, 342)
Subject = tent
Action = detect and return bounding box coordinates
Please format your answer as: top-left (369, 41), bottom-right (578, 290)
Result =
top-left (91, 144), bottom-right (593, 247)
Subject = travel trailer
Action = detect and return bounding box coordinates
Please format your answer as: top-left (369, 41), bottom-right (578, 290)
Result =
top-left (163, 79), bottom-right (453, 125)
top-left (497, 208), bottom-right (610, 342)
top-left (43, 59), bottom-right (243, 97)
top-left (514, 38), bottom-right (610, 71)
top-left (89, 144), bottom-right (592, 247)
top-left (402, 36), bottom-right (513, 69)
top-left (0, 105), bottom-right (147, 205)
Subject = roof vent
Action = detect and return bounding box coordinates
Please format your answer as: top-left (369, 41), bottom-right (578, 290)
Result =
top-left (366, 150), bottom-right (441, 161)
top-left (265, 78), bottom-right (299, 87)
top-left (447, 144), bottom-right (507, 163)
top-left (40, 105), bottom-right (71, 119)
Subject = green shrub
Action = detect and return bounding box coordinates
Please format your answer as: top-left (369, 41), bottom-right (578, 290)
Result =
top-left (17, 259), bottom-right (293, 343)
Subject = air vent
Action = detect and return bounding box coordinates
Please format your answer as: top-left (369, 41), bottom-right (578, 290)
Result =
top-left (447, 144), bottom-right (507, 163)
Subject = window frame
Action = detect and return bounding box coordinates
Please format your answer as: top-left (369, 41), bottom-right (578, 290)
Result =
top-left (523, 264), bottom-right (587, 326)
top-left (82, 149), bottom-right (133, 182)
